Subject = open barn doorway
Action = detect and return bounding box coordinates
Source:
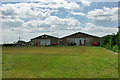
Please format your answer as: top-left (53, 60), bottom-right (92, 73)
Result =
top-left (79, 38), bottom-right (86, 46)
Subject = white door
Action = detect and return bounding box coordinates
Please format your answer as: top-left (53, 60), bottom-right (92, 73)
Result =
top-left (74, 38), bottom-right (85, 45)
top-left (40, 39), bottom-right (50, 45)
top-left (80, 38), bottom-right (84, 45)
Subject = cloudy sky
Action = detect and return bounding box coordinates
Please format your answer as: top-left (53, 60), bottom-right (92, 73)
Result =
top-left (0, 0), bottom-right (119, 44)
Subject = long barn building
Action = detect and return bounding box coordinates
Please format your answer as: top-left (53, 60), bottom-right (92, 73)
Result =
top-left (29, 32), bottom-right (101, 46)
top-left (30, 34), bottom-right (59, 46)
top-left (59, 32), bottom-right (101, 46)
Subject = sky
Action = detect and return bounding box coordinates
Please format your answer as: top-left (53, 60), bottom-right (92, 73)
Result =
top-left (0, 0), bottom-right (119, 44)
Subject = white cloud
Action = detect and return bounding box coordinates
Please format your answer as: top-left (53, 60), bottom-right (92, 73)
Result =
top-left (79, 0), bottom-right (91, 6)
top-left (84, 23), bottom-right (118, 36)
top-left (25, 17), bottom-right (118, 37)
top-left (0, 3), bottom-right (56, 20)
top-left (0, 1), bottom-right (80, 41)
top-left (1, 14), bottom-right (83, 43)
top-left (71, 11), bottom-right (86, 16)
top-left (45, 16), bottom-right (81, 31)
top-left (0, 2), bottom-right (118, 44)
top-left (25, 16), bottom-right (82, 31)
top-left (87, 7), bottom-right (118, 22)
top-left (31, 0), bottom-right (80, 9)
top-left (1, 19), bottom-right (24, 29)
top-left (1, 17), bottom-right (118, 43)
top-left (81, 0), bottom-right (91, 6)
top-left (1, 5), bottom-right (17, 16)
top-left (0, 1), bottom-right (80, 20)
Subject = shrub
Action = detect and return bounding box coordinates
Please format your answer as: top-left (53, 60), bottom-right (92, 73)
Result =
top-left (112, 45), bottom-right (118, 53)
top-left (105, 43), bottom-right (110, 49)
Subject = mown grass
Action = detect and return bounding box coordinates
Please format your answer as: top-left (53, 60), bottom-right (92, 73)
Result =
top-left (2, 46), bottom-right (118, 78)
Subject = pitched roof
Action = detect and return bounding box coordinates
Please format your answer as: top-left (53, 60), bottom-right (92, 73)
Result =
top-left (31, 32), bottom-right (101, 40)
top-left (61, 32), bottom-right (101, 39)
top-left (31, 34), bottom-right (59, 40)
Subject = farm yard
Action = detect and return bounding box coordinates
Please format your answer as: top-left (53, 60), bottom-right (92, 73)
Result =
top-left (2, 46), bottom-right (118, 78)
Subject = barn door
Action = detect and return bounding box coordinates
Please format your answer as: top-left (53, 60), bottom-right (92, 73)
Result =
top-left (80, 38), bottom-right (85, 46)
top-left (84, 40), bottom-right (86, 46)
top-left (79, 40), bottom-right (81, 45)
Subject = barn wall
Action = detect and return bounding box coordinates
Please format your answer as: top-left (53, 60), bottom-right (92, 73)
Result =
top-left (60, 33), bottom-right (101, 46)
top-left (85, 37), bottom-right (93, 45)
top-left (40, 39), bottom-right (50, 45)
top-left (30, 36), bottom-right (59, 46)
top-left (93, 37), bottom-right (101, 43)
top-left (29, 33), bottom-right (101, 46)
top-left (60, 38), bottom-right (94, 46)
top-left (30, 39), bottom-right (50, 46)
top-left (50, 37), bottom-right (59, 44)
top-left (59, 38), bottom-right (68, 45)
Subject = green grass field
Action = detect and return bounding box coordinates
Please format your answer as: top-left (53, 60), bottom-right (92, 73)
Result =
top-left (2, 46), bottom-right (118, 78)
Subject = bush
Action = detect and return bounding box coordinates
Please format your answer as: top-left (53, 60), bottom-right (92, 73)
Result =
top-left (112, 45), bottom-right (118, 53)
top-left (105, 43), bottom-right (110, 49)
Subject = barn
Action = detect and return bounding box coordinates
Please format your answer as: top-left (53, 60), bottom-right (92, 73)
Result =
top-left (29, 32), bottom-right (101, 46)
top-left (59, 32), bottom-right (101, 46)
top-left (30, 34), bottom-right (59, 46)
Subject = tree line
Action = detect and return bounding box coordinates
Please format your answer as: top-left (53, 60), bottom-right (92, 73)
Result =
top-left (101, 28), bottom-right (120, 53)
